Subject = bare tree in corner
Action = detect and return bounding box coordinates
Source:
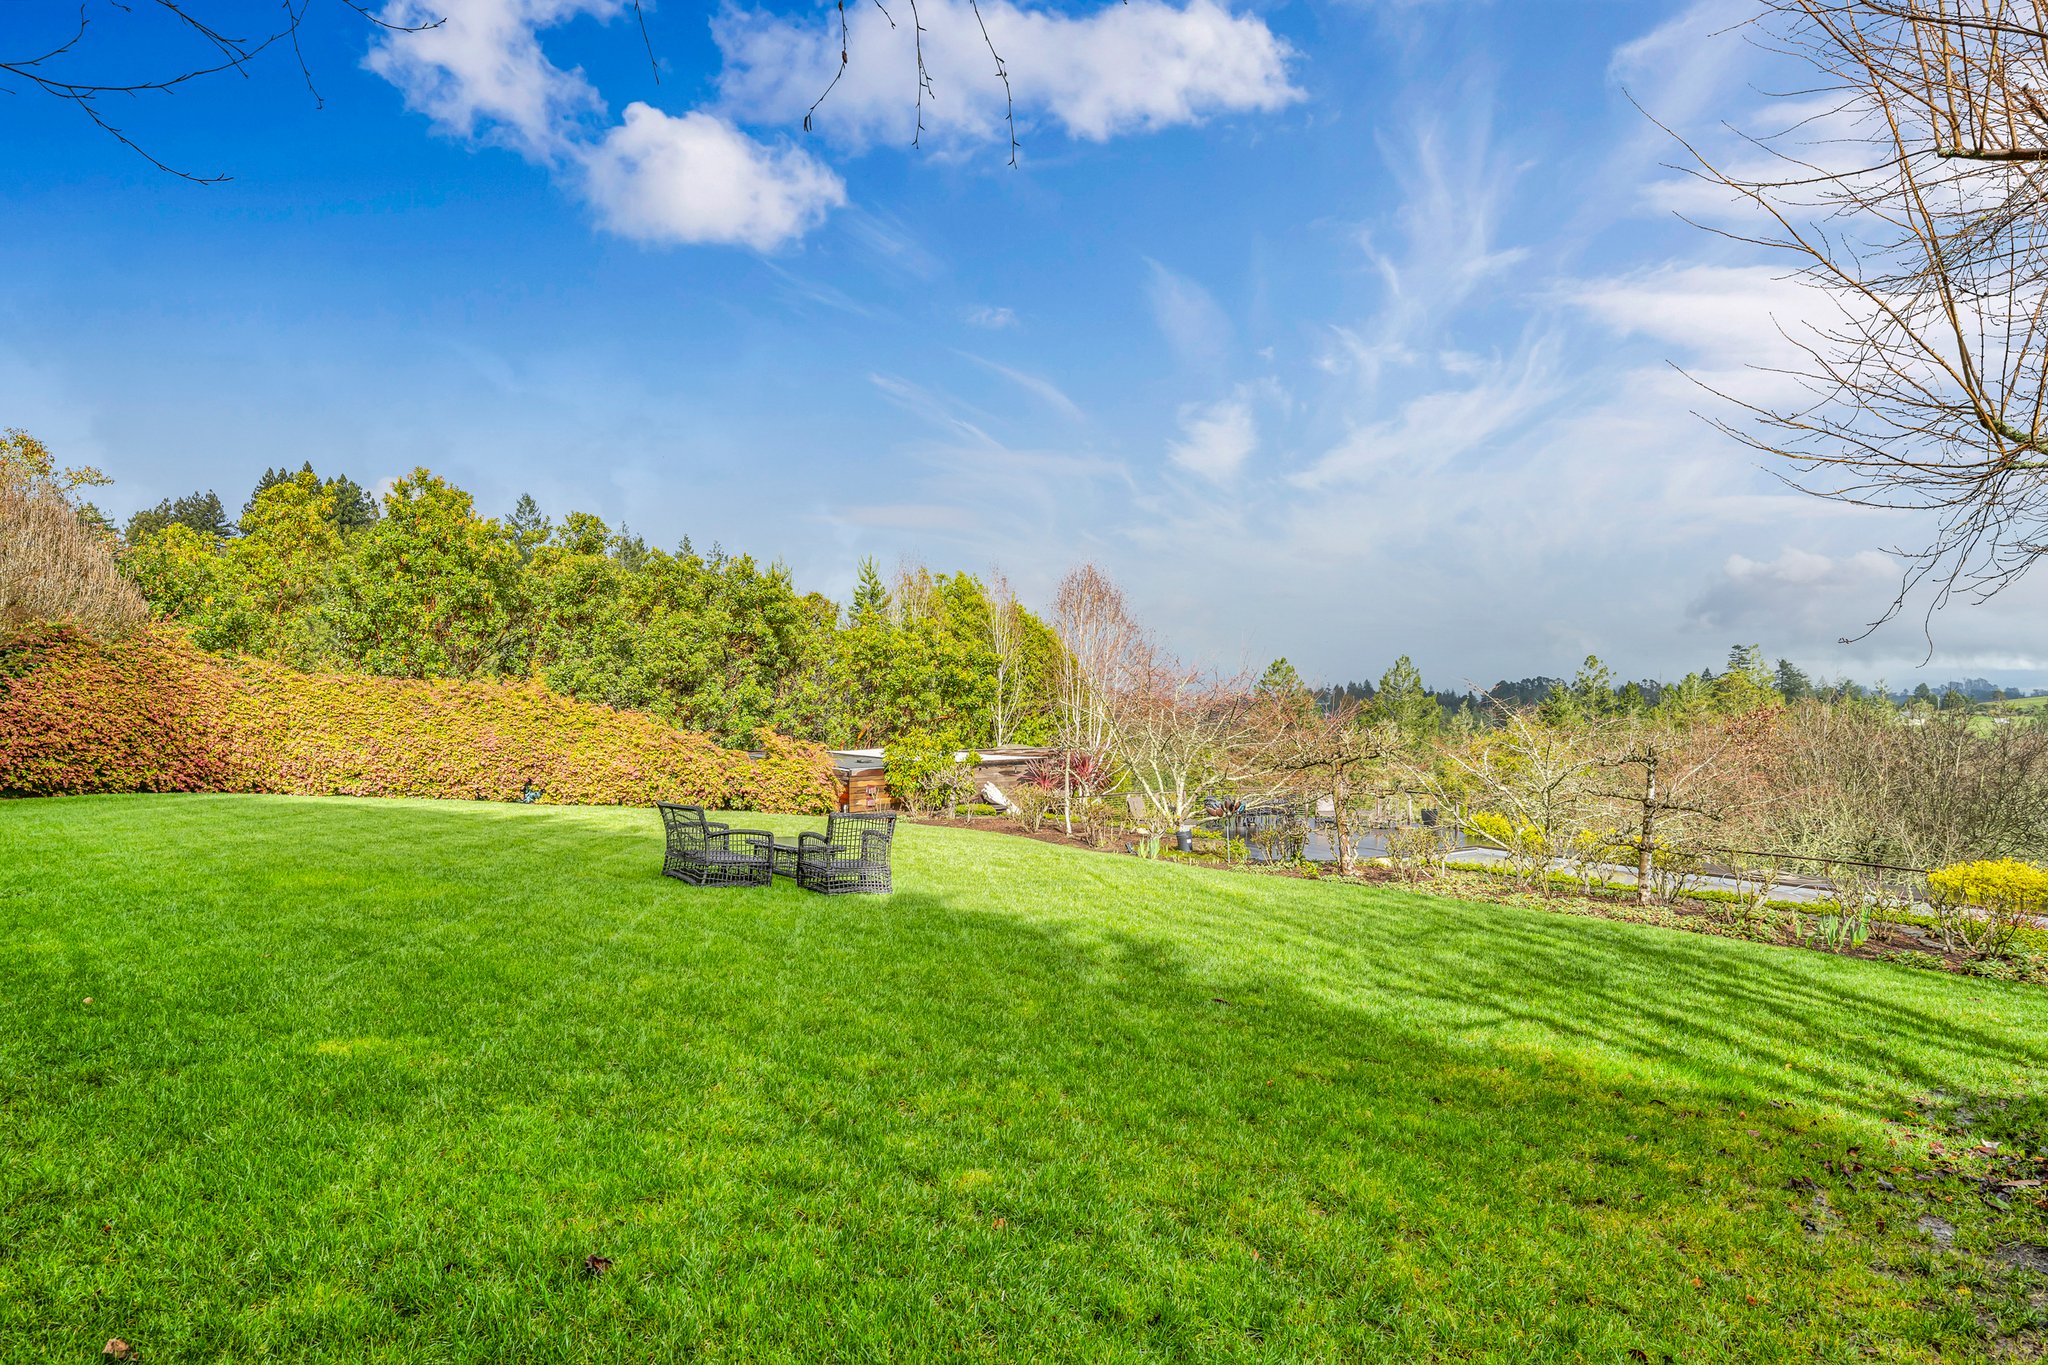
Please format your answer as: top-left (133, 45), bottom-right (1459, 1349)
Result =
top-left (1672, 1), bottom-right (2048, 629)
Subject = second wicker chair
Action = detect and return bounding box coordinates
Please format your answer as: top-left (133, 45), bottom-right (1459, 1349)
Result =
top-left (794, 812), bottom-right (898, 895)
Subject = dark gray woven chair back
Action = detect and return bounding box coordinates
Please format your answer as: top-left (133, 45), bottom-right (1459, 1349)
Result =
top-left (797, 811), bottom-right (897, 894)
top-left (659, 803), bottom-right (713, 855)
top-left (827, 811), bottom-right (896, 862)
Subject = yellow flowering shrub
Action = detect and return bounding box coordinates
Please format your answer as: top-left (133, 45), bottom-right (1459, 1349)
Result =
top-left (1925, 857), bottom-right (2048, 957)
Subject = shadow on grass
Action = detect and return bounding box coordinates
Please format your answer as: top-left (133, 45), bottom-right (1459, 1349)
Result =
top-left (4, 794), bottom-right (2040, 1361)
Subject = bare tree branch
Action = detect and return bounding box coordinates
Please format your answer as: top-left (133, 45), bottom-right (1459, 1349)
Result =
top-left (1, 1), bottom-right (443, 183)
top-left (1665, 1), bottom-right (2048, 633)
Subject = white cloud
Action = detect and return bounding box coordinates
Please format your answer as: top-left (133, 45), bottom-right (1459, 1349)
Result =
top-left (1608, 0), bottom-right (1756, 126)
top-left (715, 0), bottom-right (1300, 151)
top-left (1356, 110), bottom-right (1530, 364)
top-left (369, 0), bottom-right (1296, 248)
top-left (1564, 262), bottom-right (1826, 367)
top-left (367, 0), bottom-right (612, 155)
top-left (1168, 395), bottom-right (1257, 481)
top-left (1294, 336), bottom-right (1561, 489)
top-left (959, 353), bottom-right (1085, 422)
top-left (580, 104), bottom-right (845, 248)
top-left (1145, 259), bottom-right (1232, 373)
top-left (1689, 547), bottom-right (1898, 635)
top-left (371, 0), bottom-right (843, 249)
top-left (868, 372), bottom-right (1002, 447)
top-left (966, 306), bottom-right (1018, 329)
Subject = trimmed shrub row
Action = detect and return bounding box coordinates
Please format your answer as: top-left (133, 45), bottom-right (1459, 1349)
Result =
top-left (0, 625), bottom-right (834, 812)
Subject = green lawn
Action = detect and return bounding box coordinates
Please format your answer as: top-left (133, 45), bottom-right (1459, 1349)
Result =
top-left (3, 796), bottom-right (2044, 1363)
top-left (1972, 692), bottom-right (2048, 735)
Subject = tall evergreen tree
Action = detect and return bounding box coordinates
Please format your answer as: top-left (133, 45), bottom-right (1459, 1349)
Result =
top-left (850, 558), bottom-right (889, 620)
top-left (242, 465), bottom-right (299, 521)
top-left (1370, 656), bottom-right (1441, 741)
top-left (506, 494), bottom-right (551, 563)
top-left (324, 474), bottom-right (380, 534)
top-left (1256, 657), bottom-right (1316, 720)
top-left (125, 490), bottom-right (234, 543)
top-left (1774, 658), bottom-right (1814, 702)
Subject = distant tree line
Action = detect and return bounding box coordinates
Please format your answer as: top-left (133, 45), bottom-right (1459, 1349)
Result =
top-left (1318, 644), bottom-right (2044, 731)
top-left (116, 463), bottom-right (1062, 751)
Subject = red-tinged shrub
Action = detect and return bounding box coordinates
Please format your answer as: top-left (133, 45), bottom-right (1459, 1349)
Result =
top-left (0, 624), bottom-right (251, 796)
top-left (0, 626), bottom-right (836, 813)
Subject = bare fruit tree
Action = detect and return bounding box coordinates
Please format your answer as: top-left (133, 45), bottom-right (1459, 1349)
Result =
top-left (1588, 712), bottom-right (1776, 907)
top-left (1430, 706), bottom-right (1600, 893)
top-left (1103, 655), bottom-right (1271, 839)
top-left (986, 570), bottom-right (1028, 748)
top-left (1050, 563), bottom-right (1139, 835)
top-left (1258, 700), bottom-right (1404, 875)
top-left (1679, 1), bottom-right (2048, 623)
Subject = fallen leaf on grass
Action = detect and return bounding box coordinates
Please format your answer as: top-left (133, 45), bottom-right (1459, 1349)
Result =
top-left (582, 1254), bottom-right (613, 1278)
top-left (103, 1340), bottom-right (134, 1361)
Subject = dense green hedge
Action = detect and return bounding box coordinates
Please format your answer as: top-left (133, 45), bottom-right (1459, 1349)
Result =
top-left (0, 625), bottom-right (834, 812)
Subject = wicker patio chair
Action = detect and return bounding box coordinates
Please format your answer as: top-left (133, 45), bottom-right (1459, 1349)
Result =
top-left (657, 803), bottom-right (773, 889)
top-left (794, 812), bottom-right (898, 895)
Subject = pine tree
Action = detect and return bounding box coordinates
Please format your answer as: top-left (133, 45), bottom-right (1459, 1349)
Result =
top-left (850, 558), bottom-right (889, 620)
top-left (125, 490), bottom-right (234, 543)
top-left (324, 474), bottom-right (380, 534)
top-left (1773, 658), bottom-right (1813, 701)
top-left (506, 494), bottom-right (551, 563)
top-left (1570, 655), bottom-right (1615, 715)
top-left (611, 524), bottom-right (649, 573)
top-left (242, 466), bottom-right (293, 521)
top-left (1370, 656), bottom-right (1440, 741)
top-left (1256, 657), bottom-right (1315, 719)
top-left (1724, 643), bottom-right (1769, 684)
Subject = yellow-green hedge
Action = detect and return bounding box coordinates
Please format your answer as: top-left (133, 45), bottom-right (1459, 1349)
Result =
top-left (1, 625), bottom-right (834, 812)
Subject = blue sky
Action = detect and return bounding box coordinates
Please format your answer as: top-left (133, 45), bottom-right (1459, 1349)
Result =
top-left (5, 0), bottom-right (2043, 692)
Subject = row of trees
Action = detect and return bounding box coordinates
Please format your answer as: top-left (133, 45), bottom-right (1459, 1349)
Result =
top-left (1320, 647), bottom-right (2044, 736)
top-left (1032, 562), bottom-right (2048, 957)
top-left (42, 457), bottom-right (1062, 751)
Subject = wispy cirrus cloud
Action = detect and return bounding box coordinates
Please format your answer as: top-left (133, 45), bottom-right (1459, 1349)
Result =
top-left (959, 353), bottom-right (1085, 422)
top-left (1145, 259), bottom-right (1233, 374)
